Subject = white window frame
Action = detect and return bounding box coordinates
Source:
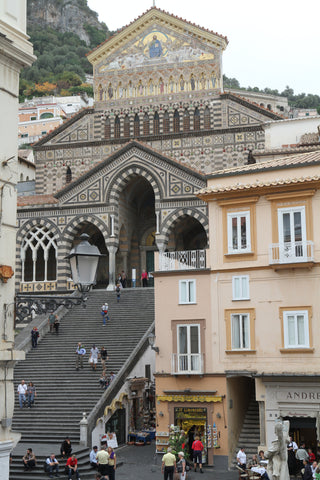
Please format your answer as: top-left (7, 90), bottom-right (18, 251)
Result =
top-left (177, 323), bottom-right (201, 373)
top-left (283, 310), bottom-right (309, 349)
top-left (227, 211), bottom-right (251, 254)
top-left (179, 279), bottom-right (196, 304)
top-left (232, 275), bottom-right (250, 300)
top-left (277, 206), bottom-right (307, 262)
top-left (231, 313), bottom-right (251, 350)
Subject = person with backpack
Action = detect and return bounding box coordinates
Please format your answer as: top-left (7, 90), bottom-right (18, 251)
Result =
top-left (192, 436), bottom-right (204, 473)
top-left (31, 327), bottom-right (39, 348)
top-left (101, 303), bottom-right (109, 325)
top-left (115, 284), bottom-right (121, 303)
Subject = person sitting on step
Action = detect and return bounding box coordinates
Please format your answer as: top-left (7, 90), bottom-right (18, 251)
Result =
top-left (45, 453), bottom-right (59, 478)
top-left (22, 448), bottom-right (37, 470)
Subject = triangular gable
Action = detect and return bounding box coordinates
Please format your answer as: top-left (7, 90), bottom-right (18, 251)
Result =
top-left (221, 93), bottom-right (283, 122)
top-left (33, 108), bottom-right (94, 147)
top-left (87, 7), bottom-right (228, 68)
top-left (55, 141), bottom-right (205, 206)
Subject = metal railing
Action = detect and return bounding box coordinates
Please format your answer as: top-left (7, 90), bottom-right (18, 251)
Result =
top-left (158, 249), bottom-right (206, 271)
top-left (269, 241), bottom-right (314, 264)
top-left (172, 353), bottom-right (204, 375)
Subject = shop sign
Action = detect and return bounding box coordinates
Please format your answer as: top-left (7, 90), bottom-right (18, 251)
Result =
top-left (277, 390), bottom-right (320, 402)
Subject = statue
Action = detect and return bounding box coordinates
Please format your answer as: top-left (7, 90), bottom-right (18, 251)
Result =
top-left (265, 421), bottom-right (290, 480)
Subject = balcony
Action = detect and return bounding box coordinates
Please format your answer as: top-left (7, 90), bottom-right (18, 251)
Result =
top-left (172, 353), bottom-right (204, 375)
top-left (158, 249), bottom-right (206, 271)
top-left (269, 241), bottom-right (314, 266)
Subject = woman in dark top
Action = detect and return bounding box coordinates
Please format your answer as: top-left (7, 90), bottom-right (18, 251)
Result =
top-left (60, 437), bottom-right (72, 458)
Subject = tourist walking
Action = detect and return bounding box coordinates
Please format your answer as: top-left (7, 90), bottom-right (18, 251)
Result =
top-left (90, 446), bottom-right (98, 469)
top-left (141, 269), bottom-right (148, 287)
top-left (60, 436), bottom-right (72, 459)
top-left (31, 327), bottom-right (39, 348)
top-left (54, 316), bottom-right (60, 335)
top-left (177, 451), bottom-right (187, 480)
top-left (96, 444), bottom-right (109, 476)
top-left (75, 342), bottom-right (86, 370)
top-left (66, 454), bottom-right (80, 480)
top-left (45, 453), bottom-right (59, 478)
top-left (107, 446), bottom-right (116, 480)
top-left (100, 346), bottom-right (109, 372)
top-left (90, 345), bottom-right (99, 371)
top-left (115, 284), bottom-right (121, 303)
top-left (192, 435), bottom-right (204, 473)
top-left (22, 448), bottom-right (37, 470)
top-left (17, 379), bottom-right (27, 408)
top-left (27, 382), bottom-right (36, 408)
top-left (121, 270), bottom-right (127, 288)
top-left (101, 303), bottom-right (109, 325)
top-left (161, 447), bottom-right (176, 480)
top-left (48, 312), bottom-right (57, 333)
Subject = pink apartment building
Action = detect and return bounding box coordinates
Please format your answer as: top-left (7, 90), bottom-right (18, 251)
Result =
top-left (154, 149), bottom-right (320, 467)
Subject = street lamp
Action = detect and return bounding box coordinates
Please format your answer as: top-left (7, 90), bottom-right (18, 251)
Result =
top-left (148, 332), bottom-right (159, 353)
top-left (66, 233), bottom-right (105, 294)
top-left (15, 233), bottom-right (105, 322)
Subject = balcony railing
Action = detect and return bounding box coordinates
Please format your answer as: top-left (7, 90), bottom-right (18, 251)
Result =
top-left (158, 249), bottom-right (206, 271)
top-left (269, 241), bottom-right (314, 264)
top-left (172, 353), bottom-right (204, 375)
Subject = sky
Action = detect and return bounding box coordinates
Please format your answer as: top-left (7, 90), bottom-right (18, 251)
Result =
top-left (87, 0), bottom-right (320, 96)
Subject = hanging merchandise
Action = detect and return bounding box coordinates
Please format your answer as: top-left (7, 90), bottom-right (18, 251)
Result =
top-left (207, 424), bottom-right (212, 448)
top-left (212, 422), bottom-right (219, 448)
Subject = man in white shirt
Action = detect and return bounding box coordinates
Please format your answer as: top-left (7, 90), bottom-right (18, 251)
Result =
top-left (17, 380), bottom-right (27, 409)
top-left (237, 447), bottom-right (247, 469)
top-left (89, 445), bottom-right (98, 469)
top-left (46, 454), bottom-right (59, 478)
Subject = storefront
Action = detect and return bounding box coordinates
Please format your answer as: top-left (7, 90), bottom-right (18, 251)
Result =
top-left (156, 392), bottom-right (226, 466)
top-left (257, 377), bottom-right (320, 454)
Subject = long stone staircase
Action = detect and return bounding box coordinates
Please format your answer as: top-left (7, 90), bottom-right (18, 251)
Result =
top-left (237, 394), bottom-right (260, 459)
top-left (10, 288), bottom-right (154, 479)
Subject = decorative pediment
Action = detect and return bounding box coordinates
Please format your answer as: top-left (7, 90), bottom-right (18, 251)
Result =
top-left (87, 8), bottom-right (228, 68)
top-left (55, 142), bottom-right (206, 207)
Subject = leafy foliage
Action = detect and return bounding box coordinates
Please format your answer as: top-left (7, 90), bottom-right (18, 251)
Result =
top-left (224, 75), bottom-right (320, 111)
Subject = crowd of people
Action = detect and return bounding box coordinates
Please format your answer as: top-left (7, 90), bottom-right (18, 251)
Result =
top-left (237, 438), bottom-right (320, 480)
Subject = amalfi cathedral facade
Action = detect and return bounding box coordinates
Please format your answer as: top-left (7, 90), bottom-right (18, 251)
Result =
top-left (16, 7), bottom-right (282, 293)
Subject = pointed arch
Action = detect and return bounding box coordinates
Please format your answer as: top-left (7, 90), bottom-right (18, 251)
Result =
top-left (124, 115), bottom-right (130, 137)
top-left (66, 166), bottom-right (72, 184)
top-left (104, 117), bottom-right (111, 139)
top-left (153, 111), bottom-right (160, 135)
top-left (173, 109), bottom-right (180, 133)
top-left (143, 112), bottom-right (150, 136)
top-left (183, 109), bottom-right (190, 132)
top-left (114, 115), bottom-right (120, 138)
top-left (204, 106), bottom-right (211, 129)
top-left (194, 107), bottom-right (200, 131)
top-left (163, 111), bottom-right (170, 134)
top-left (134, 113), bottom-right (140, 136)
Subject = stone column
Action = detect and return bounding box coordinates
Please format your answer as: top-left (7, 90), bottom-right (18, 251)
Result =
top-left (258, 400), bottom-right (266, 446)
top-left (79, 412), bottom-right (88, 447)
top-left (0, 440), bottom-right (14, 480)
top-left (106, 245), bottom-right (118, 291)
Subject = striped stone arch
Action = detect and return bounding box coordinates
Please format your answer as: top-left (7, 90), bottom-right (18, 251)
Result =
top-left (106, 163), bottom-right (164, 207)
top-left (57, 214), bottom-right (110, 290)
top-left (62, 214), bottom-right (110, 250)
top-left (160, 207), bottom-right (209, 245)
top-left (15, 217), bottom-right (61, 288)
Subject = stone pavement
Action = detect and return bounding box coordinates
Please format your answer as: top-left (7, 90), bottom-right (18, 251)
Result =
top-left (115, 443), bottom-right (237, 480)
top-left (13, 441), bottom-right (238, 479)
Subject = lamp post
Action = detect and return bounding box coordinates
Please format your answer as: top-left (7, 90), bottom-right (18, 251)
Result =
top-left (16, 233), bottom-right (105, 322)
top-left (147, 332), bottom-right (159, 353)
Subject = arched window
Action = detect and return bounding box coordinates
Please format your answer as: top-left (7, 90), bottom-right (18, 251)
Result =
top-left (153, 112), bottom-right (160, 135)
top-left (124, 115), bottom-right (130, 137)
top-left (26, 176), bottom-right (29, 181)
top-left (173, 110), bottom-right (180, 133)
top-left (163, 111), bottom-right (170, 134)
top-left (21, 226), bottom-right (58, 282)
top-left (104, 117), bottom-right (111, 139)
top-left (66, 166), bottom-right (72, 184)
top-left (194, 107), bottom-right (200, 131)
top-left (20, 173), bottom-right (23, 181)
top-left (183, 109), bottom-right (190, 131)
top-left (114, 115), bottom-right (120, 138)
top-left (134, 114), bottom-right (140, 137)
top-left (204, 106), bottom-right (211, 129)
top-left (143, 113), bottom-right (150, 136)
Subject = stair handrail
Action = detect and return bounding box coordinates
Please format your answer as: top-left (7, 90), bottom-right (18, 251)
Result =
top-left (85, 321), bottom-right (155, 446)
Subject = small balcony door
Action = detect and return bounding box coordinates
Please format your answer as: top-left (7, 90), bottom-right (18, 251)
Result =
top-left (177, 324), bottom-right (201, 373)
top-left (278, 206), bottom-right (306, 262)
